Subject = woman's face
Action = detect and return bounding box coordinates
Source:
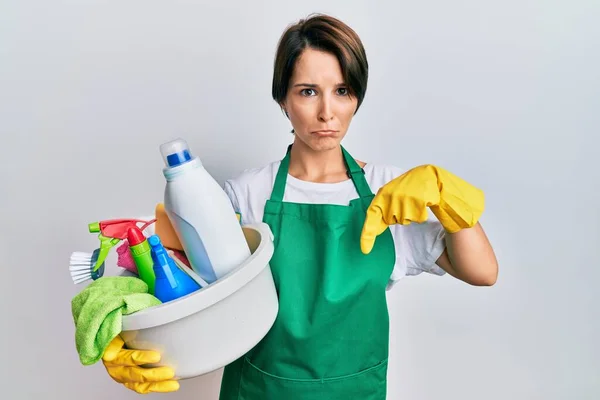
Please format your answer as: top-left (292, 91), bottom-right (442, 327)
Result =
top-left (282, 48), bottom-right (358, 152)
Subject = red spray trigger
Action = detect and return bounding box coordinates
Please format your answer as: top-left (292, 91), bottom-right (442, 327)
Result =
top-left (88, 219), bottom-right (154, 240)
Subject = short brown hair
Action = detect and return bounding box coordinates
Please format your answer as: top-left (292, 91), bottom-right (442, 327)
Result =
top-left (272, 14), bottom-right (369, 113)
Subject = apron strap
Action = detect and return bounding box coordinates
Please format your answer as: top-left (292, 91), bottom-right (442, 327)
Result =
top-left (269, 144), bottom-right (373, 202)
top-left (269, 145), bottom-right (293, 202)
top-left (341, 146), bottom-right (373, 198)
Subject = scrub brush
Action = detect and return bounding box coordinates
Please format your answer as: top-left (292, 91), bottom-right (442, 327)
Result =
top-left (69, 249), bottom-right (105, 284)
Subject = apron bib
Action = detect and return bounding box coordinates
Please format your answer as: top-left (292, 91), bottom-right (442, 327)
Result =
top-left (220, 145), bottom-right (396, 400)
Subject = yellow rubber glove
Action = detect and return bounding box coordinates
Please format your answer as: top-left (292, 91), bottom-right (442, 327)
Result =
top-left (102, 335), bottom-right (180, 394)
top-left (361, 164), bottom-right (485, 254)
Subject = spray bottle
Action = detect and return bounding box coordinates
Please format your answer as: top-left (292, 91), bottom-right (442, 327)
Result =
top-left (86, 218), bottom-right (156, 291)
top-left (149, 234), bottom-right (201, 302)
top-left (126, 226), bottom-right (156, 294)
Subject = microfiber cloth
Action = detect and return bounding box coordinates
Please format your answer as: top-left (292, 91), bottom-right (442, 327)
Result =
top-left (116, 240), bottom-right (139, 274)
top-left (71, 276), bottom-right (162, 366)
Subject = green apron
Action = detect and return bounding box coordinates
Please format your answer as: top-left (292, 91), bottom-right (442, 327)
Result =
top-left (219, 145), bottom-right (396, 400)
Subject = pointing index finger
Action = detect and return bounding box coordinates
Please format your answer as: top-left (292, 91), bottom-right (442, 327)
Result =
top-left (360, 205), bottom-right (388, 254)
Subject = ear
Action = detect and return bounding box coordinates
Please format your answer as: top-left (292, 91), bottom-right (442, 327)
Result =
top-left (280, 103), bottom-right (289, 118)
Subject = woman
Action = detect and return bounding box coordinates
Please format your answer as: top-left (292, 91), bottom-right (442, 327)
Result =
top-left (101, 13), bottom-right (498, 398)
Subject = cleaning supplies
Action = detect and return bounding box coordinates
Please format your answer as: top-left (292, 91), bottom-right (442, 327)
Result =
top-left (88, 218), bottom-right (155, 239)
top-left (87, 218), bottom-right (156, 272)
top-left (69, 249), bottom-right (106, 284)
top-left (127, 226), bottom-right (156, 294)
top-left (168, 249), bottom-right (210, 288)
top-left (154, 202), bottom-right (184, 251)
top-left (149, 234), bottom-right (201, 302)
top-left (159, 138), bottom-right (251, 283)
top-left (71, 276), bottom-right (162, 365)
top-left (115, 242), bottom-right (140, 275)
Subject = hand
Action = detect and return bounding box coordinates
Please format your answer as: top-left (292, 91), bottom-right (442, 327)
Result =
top-left (360, 164), bottom-right (485, 254)
top-left (102, 335), bottom-right (180, 394)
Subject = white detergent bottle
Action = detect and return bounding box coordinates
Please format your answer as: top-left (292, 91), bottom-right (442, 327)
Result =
top-left (159, 138), bottom-right (251, 284)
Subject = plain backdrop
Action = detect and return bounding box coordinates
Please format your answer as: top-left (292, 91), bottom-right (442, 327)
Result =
top-left (1, 1), bottom-right (598, 399)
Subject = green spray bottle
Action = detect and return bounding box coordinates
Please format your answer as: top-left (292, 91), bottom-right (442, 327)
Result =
top-left (127, 226), bottom-right (156, 294)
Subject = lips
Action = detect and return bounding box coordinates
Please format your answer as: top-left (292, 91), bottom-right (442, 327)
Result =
top-left (312, 130), bottom-right (338, 135)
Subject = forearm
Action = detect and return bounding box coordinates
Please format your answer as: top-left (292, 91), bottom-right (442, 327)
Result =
top-left (437, 223), bottom-right (498, 286)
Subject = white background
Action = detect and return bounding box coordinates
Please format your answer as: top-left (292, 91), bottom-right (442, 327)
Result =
top-left (1, 1), bottom-right (598, 399)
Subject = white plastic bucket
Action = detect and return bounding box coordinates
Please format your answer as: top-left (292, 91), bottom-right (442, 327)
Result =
top-left (120, 222), bottom-right (278, 380)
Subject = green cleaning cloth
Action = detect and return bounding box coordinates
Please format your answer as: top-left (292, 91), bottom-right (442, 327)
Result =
top-left (71, 276), bottom-right (162, 366)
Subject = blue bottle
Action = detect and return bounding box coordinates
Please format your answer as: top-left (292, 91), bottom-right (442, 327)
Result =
top-left (148, 234), bottom-right (201, 303)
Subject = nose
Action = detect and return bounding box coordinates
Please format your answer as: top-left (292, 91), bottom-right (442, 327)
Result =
top-left (317, 95), bottom-right (334, 122)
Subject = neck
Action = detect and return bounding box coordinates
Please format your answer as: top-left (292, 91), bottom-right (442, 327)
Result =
top-left (288, 139), bottom-right (347, 183)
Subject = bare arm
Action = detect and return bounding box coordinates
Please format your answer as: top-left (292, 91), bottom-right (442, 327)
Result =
top-left (435, 223), bottom-right (498, 286)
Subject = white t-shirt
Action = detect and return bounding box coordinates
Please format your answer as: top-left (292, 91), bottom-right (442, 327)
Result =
top-left (223, 161), bottom-right (447, 290)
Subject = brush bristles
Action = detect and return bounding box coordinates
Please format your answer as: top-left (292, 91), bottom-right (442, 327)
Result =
top-left (69, 251), bottom-right (98, 284)
top-left (73, 276), bottom-right (92, 284)
top-left (71, 251), bottom-right (93, 258)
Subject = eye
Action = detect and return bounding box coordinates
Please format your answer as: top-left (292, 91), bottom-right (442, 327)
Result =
top-left (337, 87), bottom-right (349, 96)
top-left (300, 88), bottom-right (316, 96)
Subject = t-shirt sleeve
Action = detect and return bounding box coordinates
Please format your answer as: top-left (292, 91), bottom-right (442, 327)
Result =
top-left (387, 211), bottom-right (447, 290)
top-left (401, 214), bottom-right (447, 276)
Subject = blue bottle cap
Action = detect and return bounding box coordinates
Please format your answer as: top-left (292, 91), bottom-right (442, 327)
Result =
top-left (159, 138), bottom-right (193, 167)
top-left (148, 234), bottom-right (161, 247)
